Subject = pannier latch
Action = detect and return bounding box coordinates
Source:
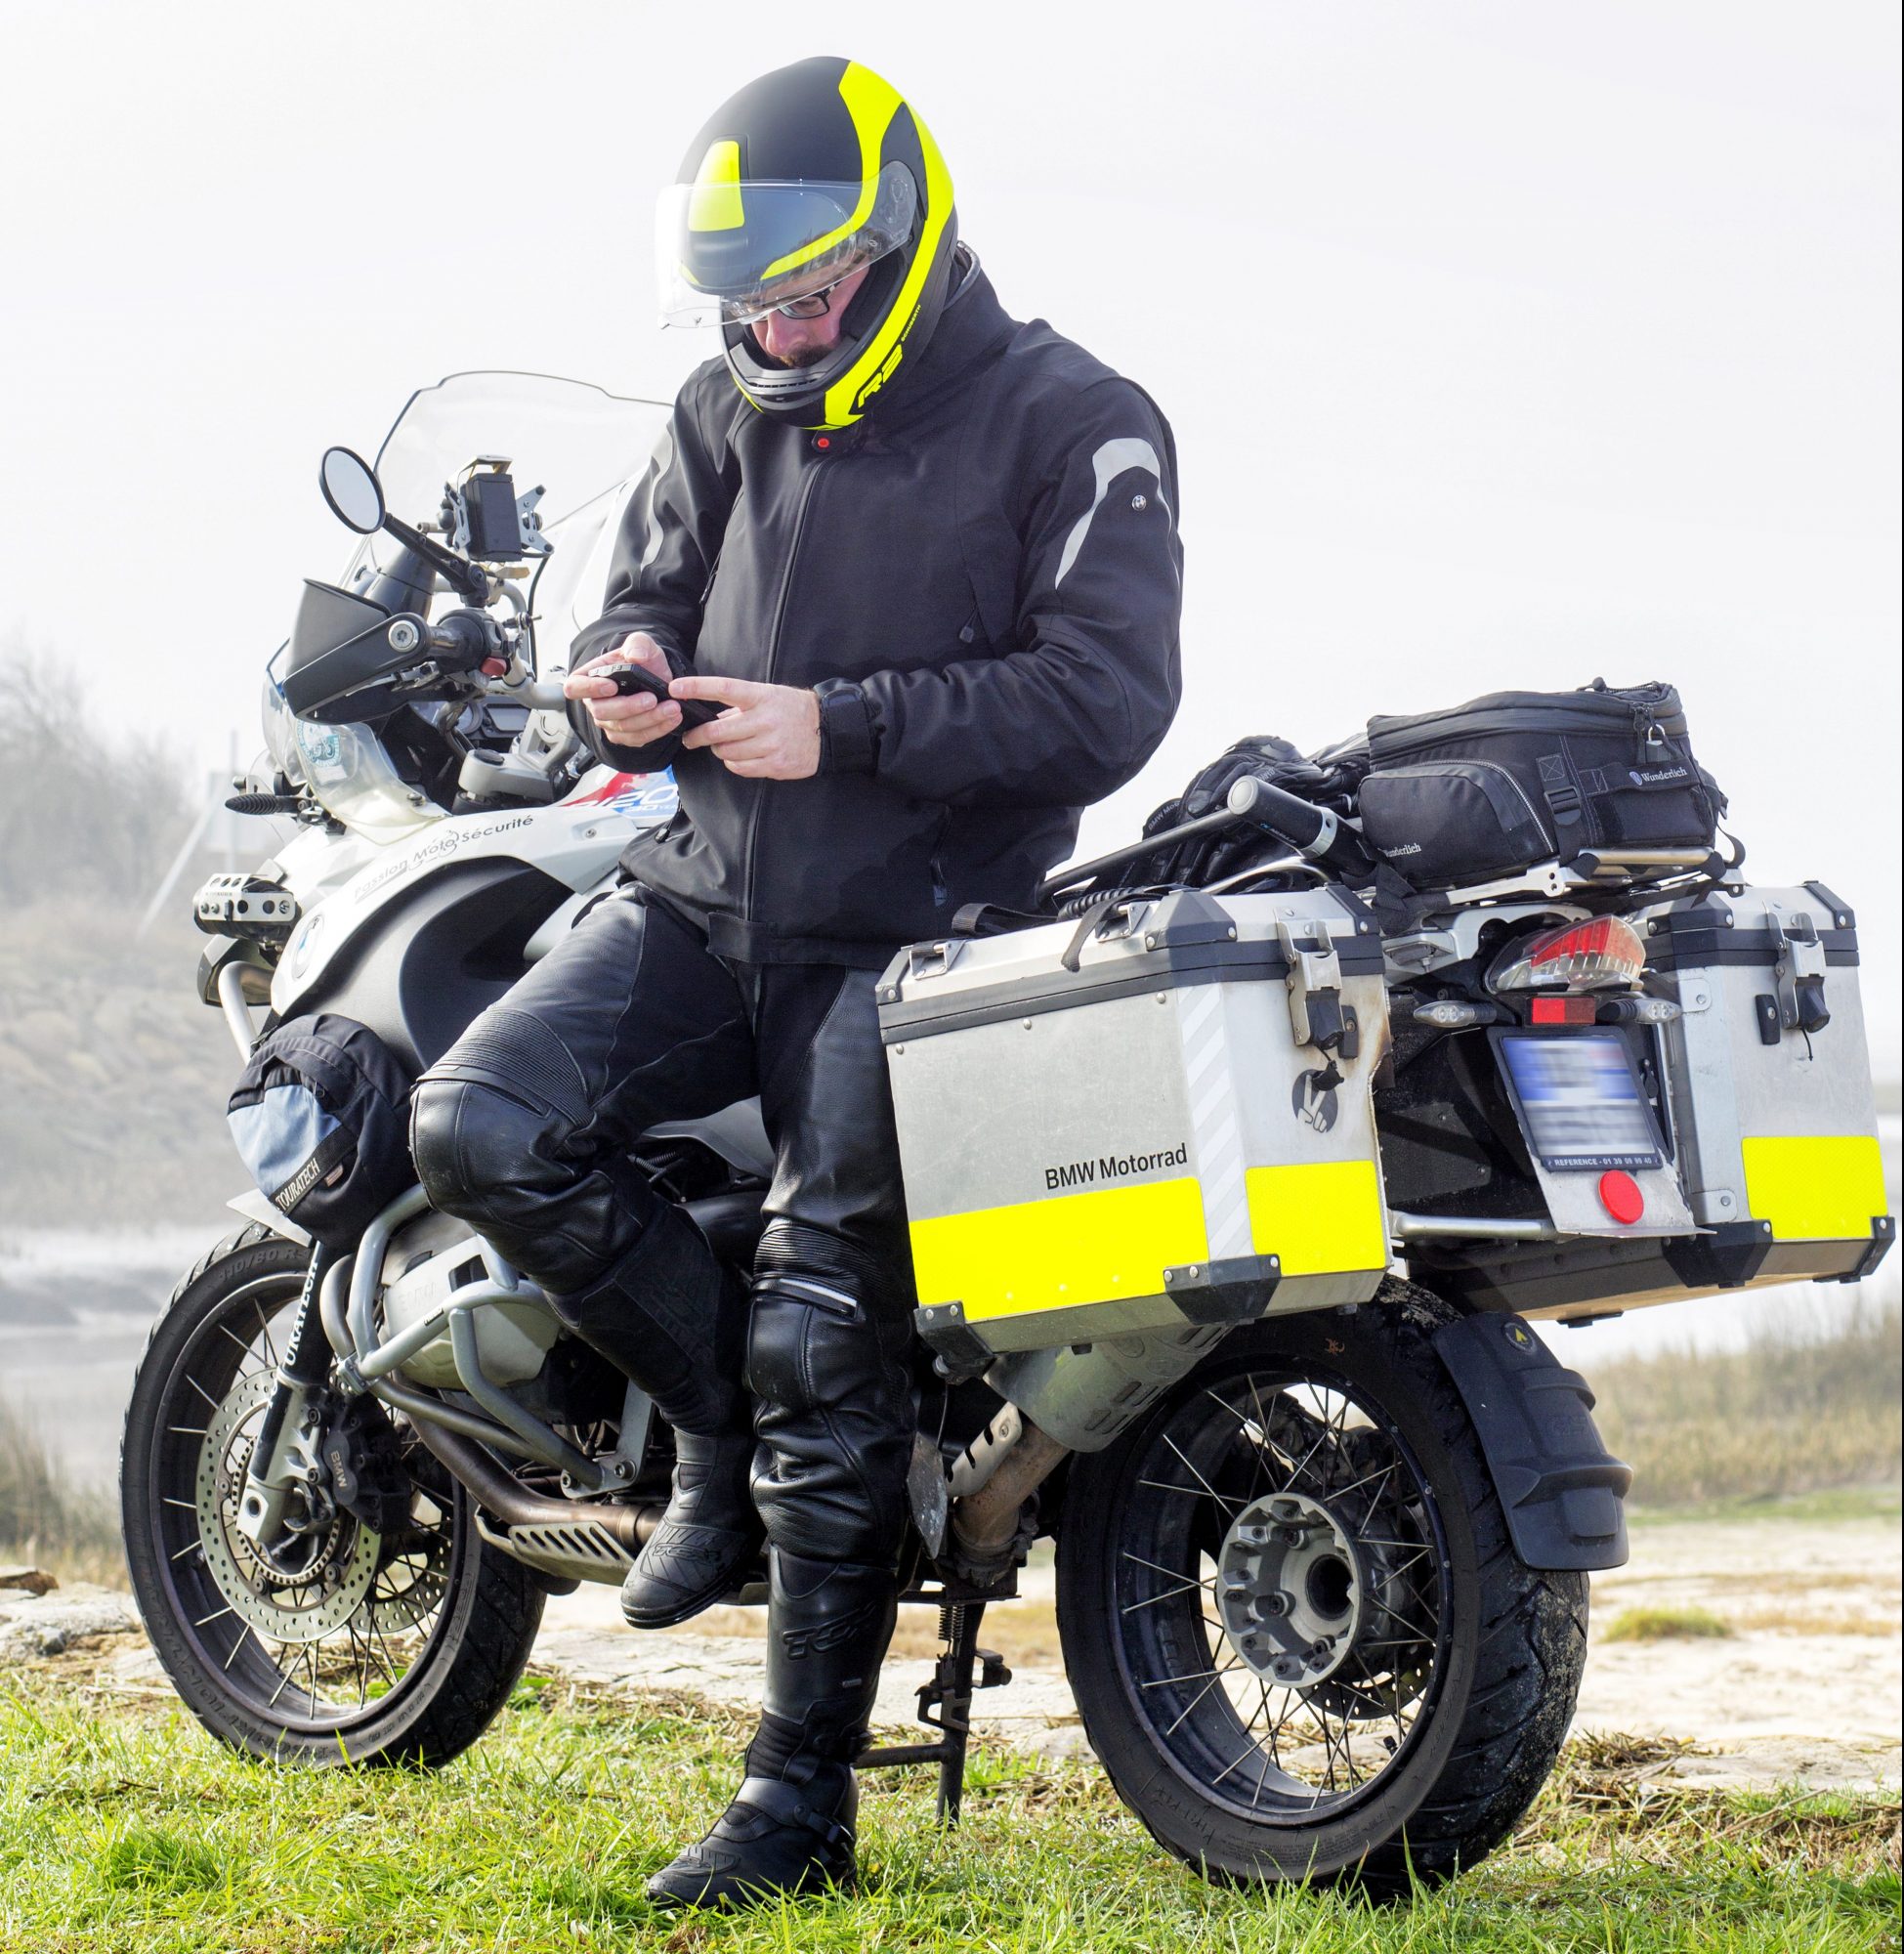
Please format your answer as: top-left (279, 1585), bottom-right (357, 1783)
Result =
top-left (908, 940), bottom-right (962, 982)
top-left (1764, 913), bottom-right (1830, 1042)
top-left (1277, 919), bottom-right (1358, 1064)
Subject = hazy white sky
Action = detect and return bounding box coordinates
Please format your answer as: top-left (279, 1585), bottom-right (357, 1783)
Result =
top-left (3, 2), bottom-right (1898, 1059)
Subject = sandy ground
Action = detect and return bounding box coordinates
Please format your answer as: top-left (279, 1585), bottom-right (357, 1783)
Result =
top-left (1572, 1510), bottom-right (1901, 1790)
top-left (532, 1506), bottom-right (1903, 1791)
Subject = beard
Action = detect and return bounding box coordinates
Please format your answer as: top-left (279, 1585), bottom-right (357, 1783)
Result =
top-left (751, 329), bottom-right (834, 370)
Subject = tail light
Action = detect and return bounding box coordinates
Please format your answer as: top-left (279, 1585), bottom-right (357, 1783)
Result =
top-left (1487, 915), bottom-right (1647, 996)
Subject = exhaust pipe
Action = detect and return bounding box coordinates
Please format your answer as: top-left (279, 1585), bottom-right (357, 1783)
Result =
top-left (948, 1419), bottom-right (1069, 1586)
top-left (407, 1417), bottom-right (662, 1553)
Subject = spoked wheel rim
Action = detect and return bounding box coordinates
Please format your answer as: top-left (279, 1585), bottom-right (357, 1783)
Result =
top-left (148, 1270), bottom-right (467, 1734)
top-left (1110, 1355), bottom-right (1452, 1822)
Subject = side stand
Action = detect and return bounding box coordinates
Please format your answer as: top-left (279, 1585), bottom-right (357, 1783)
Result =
top-left (858, 1600), bottom-right (1012, 1824)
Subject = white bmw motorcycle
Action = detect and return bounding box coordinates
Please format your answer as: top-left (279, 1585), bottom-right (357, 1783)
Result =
top-left (121, 372), bottom-right (1889, 1895)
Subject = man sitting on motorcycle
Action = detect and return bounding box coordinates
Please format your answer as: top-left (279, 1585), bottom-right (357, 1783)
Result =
top-left (408, 54), bottom-right (1183, 1909)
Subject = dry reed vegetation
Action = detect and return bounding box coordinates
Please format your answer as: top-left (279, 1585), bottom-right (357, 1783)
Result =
top-left (0, 1396), bottom-right (121, 1585)
top-left (1585, 1295), bottom-right (1901, 1509)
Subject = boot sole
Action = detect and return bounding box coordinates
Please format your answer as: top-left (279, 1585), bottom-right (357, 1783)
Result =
top-left (619, 1541), bottom-right (763, 1631)
top-left (646, 1866), bottom-right (855, 1910)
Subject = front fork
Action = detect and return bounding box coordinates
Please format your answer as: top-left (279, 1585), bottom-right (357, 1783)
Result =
top-left (235, 1243), bottom-right (337, 1547)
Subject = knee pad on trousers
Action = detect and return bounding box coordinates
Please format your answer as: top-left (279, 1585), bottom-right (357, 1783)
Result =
top-left (408, 1074), bottom-right (558, 1234)
top-left (745, 1223), bottom-right (914, 1567)
top-left (409, 1007), bottom-right (612, 1277)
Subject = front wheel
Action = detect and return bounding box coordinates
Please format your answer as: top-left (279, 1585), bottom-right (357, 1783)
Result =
top-left (120, 1225), bottom-right (545, 1768)
top-left (1056, 1281), bottom-right (1587, 1894)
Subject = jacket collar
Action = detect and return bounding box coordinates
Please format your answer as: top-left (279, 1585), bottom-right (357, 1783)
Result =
top-left (851, 249), bottom-right (1014, 438)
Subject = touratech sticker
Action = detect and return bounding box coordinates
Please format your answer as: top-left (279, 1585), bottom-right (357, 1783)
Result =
top-left (271, 1126), bottom-right (353, 1212)
top-left (1043, 1142), bottom-right (1188, 1191)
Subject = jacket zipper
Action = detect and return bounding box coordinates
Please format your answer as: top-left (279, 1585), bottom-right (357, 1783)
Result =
top-left (740, 457), bottom-right (827, 922)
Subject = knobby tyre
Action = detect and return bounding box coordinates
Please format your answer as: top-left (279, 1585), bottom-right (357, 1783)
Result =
top-left (1055, 1279), bottom-right (1588, 1894)
top-left (119, 1224), bottom-right (544, 1767)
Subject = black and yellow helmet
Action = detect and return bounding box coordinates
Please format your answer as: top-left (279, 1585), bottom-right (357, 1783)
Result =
top-left (656, 57), bottom-right (957, 431)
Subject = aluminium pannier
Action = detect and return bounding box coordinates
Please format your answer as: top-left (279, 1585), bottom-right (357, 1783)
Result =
top-left (1357, 680), bottom-right (1725, 891)
top-left (227, 1013), bottom-right (414, 1251)
top-left (1415, 881), bottom-right (1893, 1320)
top-left (878, 887), bottom-right (1394, 1362)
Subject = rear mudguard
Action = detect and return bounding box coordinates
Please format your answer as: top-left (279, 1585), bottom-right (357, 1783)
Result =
top-left (1432, 1311), bottom-right (1631, 1570)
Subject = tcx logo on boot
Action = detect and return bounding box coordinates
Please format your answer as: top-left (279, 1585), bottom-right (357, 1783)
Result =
top-left (782, 1599), bottom-right (884, 1660)
top-left (1043, 1142), bottom-right (1188, 1191)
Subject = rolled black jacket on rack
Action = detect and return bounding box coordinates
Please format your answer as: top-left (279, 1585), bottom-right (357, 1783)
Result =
top-left (568, 259), bottom-right (1185, 965)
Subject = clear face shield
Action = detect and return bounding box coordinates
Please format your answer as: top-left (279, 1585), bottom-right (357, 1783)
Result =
top-left (654, 162), bottom-right (917, 328)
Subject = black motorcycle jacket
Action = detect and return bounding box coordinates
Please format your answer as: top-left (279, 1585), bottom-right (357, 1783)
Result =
top-left (569, 256), bottom-right (1184, 964)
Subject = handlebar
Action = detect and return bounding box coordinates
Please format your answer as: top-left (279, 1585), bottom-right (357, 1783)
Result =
top-left (1038, 774), bottom-right (1370, 903)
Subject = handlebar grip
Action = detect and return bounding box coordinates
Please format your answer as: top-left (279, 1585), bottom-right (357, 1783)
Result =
top-left (423, 617), bottom-right (486, 660)
top-left (1226, 775), bottom-right (1329, 851)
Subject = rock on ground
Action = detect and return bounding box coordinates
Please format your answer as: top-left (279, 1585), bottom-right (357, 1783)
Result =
top-left (0, 1583), bottom-right (141, 1660)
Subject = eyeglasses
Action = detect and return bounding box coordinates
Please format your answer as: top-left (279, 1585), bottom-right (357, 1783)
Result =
top-left (726, 266), bottom-right (864, 325)
top-left (770, 283), bottom-right (843, 319)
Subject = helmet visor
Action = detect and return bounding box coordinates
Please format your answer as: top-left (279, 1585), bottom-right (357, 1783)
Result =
top-left (656, 163), bottom-right (917, 327)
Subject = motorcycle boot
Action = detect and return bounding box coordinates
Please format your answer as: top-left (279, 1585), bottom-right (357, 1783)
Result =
top-left (548, 1201), bottom-right (763, 1630)
top-left (647, 1550), bottom-right (896, 1909)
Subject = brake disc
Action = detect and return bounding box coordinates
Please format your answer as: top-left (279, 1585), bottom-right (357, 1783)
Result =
top-left (195, 1372), bottom-right (380, 1645)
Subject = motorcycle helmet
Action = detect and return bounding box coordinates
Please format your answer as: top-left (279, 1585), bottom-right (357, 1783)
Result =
top-left (656, 56), bottom-right (957, 431)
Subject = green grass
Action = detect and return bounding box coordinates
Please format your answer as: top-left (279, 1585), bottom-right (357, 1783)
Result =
top-left (1601, 1606), bottom-right (1735, 1644)
top-left (0, 1675), bottom-right (1895, 1953)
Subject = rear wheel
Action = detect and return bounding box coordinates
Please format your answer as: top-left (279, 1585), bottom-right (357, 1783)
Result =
top-left (1055, 1282), bottom-right (1587, 1893)
top-left (120, 1226), bottom-right (544, 1767)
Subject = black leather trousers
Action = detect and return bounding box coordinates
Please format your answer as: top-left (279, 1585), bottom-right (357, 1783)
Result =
top-left (408, 887), bottom-right (914, 1568)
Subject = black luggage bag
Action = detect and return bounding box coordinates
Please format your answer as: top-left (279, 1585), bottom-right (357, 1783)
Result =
top-left (1356, 679), bottom-right (1725, 891)
top-left (227, 1014), bottom-right (415, 1251)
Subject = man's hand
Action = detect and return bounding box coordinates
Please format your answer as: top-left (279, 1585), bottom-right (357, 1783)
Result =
top-left (563, 633), bottom-right (681, 748)
top-left (671, 675), bottom-right (821, 781)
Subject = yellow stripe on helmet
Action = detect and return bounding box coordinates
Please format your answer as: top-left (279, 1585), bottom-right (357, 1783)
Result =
top-left (688, 139), bottom-right (745, 233)
top-left (759, 63), bottom-right (902, 282)
top-left (818, 105), bottom-right (952, 429)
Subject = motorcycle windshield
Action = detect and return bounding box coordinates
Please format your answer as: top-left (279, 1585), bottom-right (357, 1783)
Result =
top-left (360, 371), bottom-right (671, 654)
top-left (277, 374), bottom-right (673, 842)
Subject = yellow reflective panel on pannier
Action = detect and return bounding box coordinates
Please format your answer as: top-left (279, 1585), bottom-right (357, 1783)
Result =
top-left (910, 1175), bottom-right (1210, 1323)
top-left (1740, 1134), bottom-right (1887, 1242)
top-left (1246, 1159), bottom-right (1390, 1276)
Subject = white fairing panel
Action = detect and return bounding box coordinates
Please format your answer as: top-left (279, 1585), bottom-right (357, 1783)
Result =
top-left (271, 767), bottom-right (677, 1017)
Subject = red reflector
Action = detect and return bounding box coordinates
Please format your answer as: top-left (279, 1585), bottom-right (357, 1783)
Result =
top-left (1531, 996), bottom-right (1596, 1025)
top-left (1598, 1170), bottom-right (1645, 1225)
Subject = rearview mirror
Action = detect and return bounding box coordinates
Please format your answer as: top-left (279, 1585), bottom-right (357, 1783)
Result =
top-left (318, 446), bottom-right (386, 534)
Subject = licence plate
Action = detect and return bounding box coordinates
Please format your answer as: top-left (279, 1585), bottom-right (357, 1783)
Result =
top-left (1493, 1029), bottom-right (1665, 1173)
